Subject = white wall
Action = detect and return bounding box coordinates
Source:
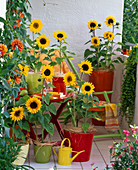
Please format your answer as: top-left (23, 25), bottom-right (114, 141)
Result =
top-left (0, 0), bottom-right (6, 28)
top-left (29, 0), bottom-right (124, 70)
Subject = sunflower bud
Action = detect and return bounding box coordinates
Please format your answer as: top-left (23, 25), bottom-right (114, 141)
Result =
top-left (116, 22), bottom-right (120, 25)
top-left (98, 23), bottom-right (101, 27)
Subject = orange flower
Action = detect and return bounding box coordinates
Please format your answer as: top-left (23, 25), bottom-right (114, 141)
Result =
top-left (17, 22), bottom-right (21, 27)
top-left (19, 12), bottom-right (24, 18)
top-left (15, 77), bottom-right (21, 84)
top-left (0, 44), bottom-right (8, 56)
top-left (11, 39), bottom-right (23, 52)
top-left (7, 78), bottom-right (14, 87)
top-left (8, 52), bottom-right (13, 59)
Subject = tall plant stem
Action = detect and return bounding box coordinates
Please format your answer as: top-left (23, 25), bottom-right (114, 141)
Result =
top-left (59, 41), bottom-right (62, 74)
top-left (35, 123), bottom-right (38, 142)
top-left (72, 87), bottom-right (76, 127)
top-left (41, 126), bottom-right (44, 143)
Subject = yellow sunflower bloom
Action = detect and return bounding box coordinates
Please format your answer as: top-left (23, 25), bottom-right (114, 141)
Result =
top-left (63, 71), bottom-right (76, 87)
top-left (54, 31), bottom-right (67, 41)
top-left (108, 31), bottom-right (115, 40)
top-left (81, 82), bottom-right (95, 96)
top-left (103, 31), bottom-right (109, 38)
top-left (78, 60), bottom-right (93, 74)
top-left (36, 34), bottom-right (50, 49)
top-left (88, 20), bottom-right (98, 30)
top-left (105, 16), bottom-right (116, 27)
top-left (29, 19), bottom-right (43, 34)
top-left (91, 36), bottom-right (100, 47)
top-left (26, 97), bottom-right (42, 114)
top-left (41, 65), bottom-right (54, 81)
top-left (18, 64), bottom-right (29, 76)
top-left (10, 106), bottom-right (25, 121)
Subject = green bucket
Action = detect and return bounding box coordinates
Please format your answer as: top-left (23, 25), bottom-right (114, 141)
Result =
top-left (34, 144), bottom-right (52, 163)
top-left (25, 73), bottom-right (43, 95)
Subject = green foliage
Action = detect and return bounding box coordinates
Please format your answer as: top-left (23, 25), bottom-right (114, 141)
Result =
top-left (119, 47), bottom-right (137, 124)
top-left (122, 0), bottom-right (138, 46)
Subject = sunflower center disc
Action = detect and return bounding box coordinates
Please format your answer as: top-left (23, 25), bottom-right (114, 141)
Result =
top-left (85, 85), bottom-right (91, 91)
top-left (14, 110), bottom-right (20, 117)
top-left (94, 39), bottom-right (97, 44)
top-left (33, 23), bottom-right (39, 29)
top-left (30, 102), bottom-right (37, 109)
top-left (57, 33), bottom-right (63, 38)
top-left (44, 69), bottom-right (50, 76)
top-left (67, 76), bottom-right (72, 82)
top-left (82, 64), bottom-right (89, 71)
top-left (108, 19), bottom-right (113, 24)
top-left (40, 38), bottom-right (47, 44)
top-left (90, 23), bottom-right (96, 28)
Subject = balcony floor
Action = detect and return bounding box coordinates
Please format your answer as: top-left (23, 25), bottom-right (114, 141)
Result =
top-left (24, 126), bottom-right (123, 170)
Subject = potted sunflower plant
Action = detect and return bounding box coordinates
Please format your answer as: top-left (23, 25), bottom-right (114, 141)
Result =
top-left (61, 60), bottom-right (100, 162)
top-left (84, 16), bottom-right (124, 101)
top-left (13, 63), bottom-right (57, 163)
top-left (51, 30), bottom-right (80, 94)
top-left (24, 19), bottom-right (55, 95)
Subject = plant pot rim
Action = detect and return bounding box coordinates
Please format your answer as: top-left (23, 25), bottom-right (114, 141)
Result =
top-left (33, 140), bottom-right (56, 146)
top-left (93, 67), bottom-right (114, 72)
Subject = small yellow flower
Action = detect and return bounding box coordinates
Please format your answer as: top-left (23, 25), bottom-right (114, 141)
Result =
top-left (36, 34), bottom-right (50, 49)
top-left (10, 106), bottom-right (25, 122)
top-left (54, 31), bottom-right (67, 41)
top-left (26, 97), bottom-right (42, 114)
top-left (81, 82), bottom-right (95, 95)
top-left (78, 60), bottom-right (93, 74)
top-left (7, 78), bottom-right (14, 87)
top-left (105, 16), bottom-right (116, 27)
top-left (41, 65), bottom-right (54, 81)
top-left (29, 19), bottom-right (43, 34)
top-left (8, 52), bottom-right (13, 59)
top-left (103, 31), bottom-right (109, 38)
top-left (88, 20), bottom-right (98, 30)
top-left (18, 64), bottom-right (29, 76)
top-left (91, 36), bottom-right (100, 47)
top-left (63, 71), bottom-right (76, 87)
top-left (108, 31), bottom-right (115, 40)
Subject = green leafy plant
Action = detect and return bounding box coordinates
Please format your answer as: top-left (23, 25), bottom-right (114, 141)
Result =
top-left (84, 17), bottom-right (123, 70)
top-left (119, 46), bottom-right (137, 124)
top-left (122, 0), bottom-right (138, 46)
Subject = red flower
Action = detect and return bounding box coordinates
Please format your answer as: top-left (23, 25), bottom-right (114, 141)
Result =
top-left (11, 39), bottom-right (23, 52)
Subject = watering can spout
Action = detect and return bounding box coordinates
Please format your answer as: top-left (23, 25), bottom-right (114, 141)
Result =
top-left (71, 150), bottom-right (85, 162)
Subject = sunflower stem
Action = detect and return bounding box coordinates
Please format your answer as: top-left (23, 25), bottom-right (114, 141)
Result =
top-left (59, 41), bottom-right (62, 74)
top-left (12, 121), bottom-right (15, 141)
top-left (72, 86), bottom-right (76, 127)
top-left (35, 123), bottom-right (38, 142)
top-left (41, 126), bottom-right (44, 143)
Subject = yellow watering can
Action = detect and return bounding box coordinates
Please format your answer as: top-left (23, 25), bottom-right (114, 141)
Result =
top-left (54, 138), bottom-right (85, 165)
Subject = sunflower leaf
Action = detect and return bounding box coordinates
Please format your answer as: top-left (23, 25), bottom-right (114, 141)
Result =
top-left (44, 122), bottom-right (54, 136)
top-left (48, 103), bottom-right (56, 115)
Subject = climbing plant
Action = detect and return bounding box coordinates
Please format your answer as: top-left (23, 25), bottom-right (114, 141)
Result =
top-left (119, 46), bottom-right (137, 124)
top-left (122, 0), bottom-right (138, 46)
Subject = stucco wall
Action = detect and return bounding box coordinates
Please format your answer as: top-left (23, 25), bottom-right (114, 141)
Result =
top-left (0, 0), bottom-right (6, 28)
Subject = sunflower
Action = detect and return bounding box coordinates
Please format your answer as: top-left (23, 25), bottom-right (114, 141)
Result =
top-left (108, 31), bottom-right (115, 40)
top-left (29, 19), bottom-right (43, 34)
top-left (26, 97), bottom-right (42, 114)
top-left (41, 65), bottom-right (54, 80)
top-left (54, 31), bottom-right (67, 41)
top-left (10, 106), bottom-right (25, 121)
top-left (78, 60), bottom-right (93, 74)
top-left (36, 34), bottom-right (50, 49)
top-left (105, 16), bottom-right (116, 27)
top-left (63, 71), bottom-right (76, 87)
top-left (81, 82), bottom-right (95, 96)
top-left (88, 20), bottom-right (98, 30)
top-left (11, 39), bottom-right (23, 52)
top-left (91, 36), bottom-right (100, 46)
top-left (18, 64), bottom-right (29, 76)
top-left (103, 31), bottom-right (109, 38)
top-left (0, 44), bottom-right (8, 56)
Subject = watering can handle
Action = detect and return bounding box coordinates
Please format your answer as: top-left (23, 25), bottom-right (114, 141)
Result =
top-left (53, 147), bottom-right (58, 157)
top-left (61, 138), bottom-right (71, 148)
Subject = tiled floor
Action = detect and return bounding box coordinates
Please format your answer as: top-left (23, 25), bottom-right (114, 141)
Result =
top-left (24, 126), bottom-right (123, 170)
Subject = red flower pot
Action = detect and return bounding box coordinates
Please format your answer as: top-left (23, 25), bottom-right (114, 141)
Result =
top-left (89, 71), bottom-right (114, 101)
top-left (64, 130), bottom-right (94, 162)
top-left (52, 76), bottom-right (66, 95)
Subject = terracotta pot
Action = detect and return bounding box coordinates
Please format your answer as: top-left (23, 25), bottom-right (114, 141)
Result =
top-left (64, 130), bottom-right (94, 162)
top-left (25, 72), bottom-right (43, 95)
top-left (52, 73), bottom-right (66, 95)
top-left (89, 70), bottom-right (114, 101)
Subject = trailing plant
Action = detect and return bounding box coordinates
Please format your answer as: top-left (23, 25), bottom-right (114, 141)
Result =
top-left (119, 46), bottom-right (137, 124)
top-left (122, 0), bottom-right (138, 46)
